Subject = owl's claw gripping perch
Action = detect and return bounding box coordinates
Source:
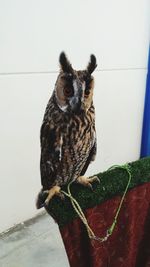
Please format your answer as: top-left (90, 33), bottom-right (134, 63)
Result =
top-left (36, 186), bottom-right (64, 209)
top-left (77, 175), bottom-right (100, 190)
top-left (44, 185), bottom-right (62, 206)
top-left (91, 175), bottom-right (100, 183)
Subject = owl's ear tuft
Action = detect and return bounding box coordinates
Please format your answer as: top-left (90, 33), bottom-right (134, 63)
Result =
top-left (59, 52), bottom-right (73, 74)
top-left (86, 54), bottom-right (97, 74)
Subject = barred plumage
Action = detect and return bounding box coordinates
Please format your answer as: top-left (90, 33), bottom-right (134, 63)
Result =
top-left (36, 52), bottom-right (98, 208)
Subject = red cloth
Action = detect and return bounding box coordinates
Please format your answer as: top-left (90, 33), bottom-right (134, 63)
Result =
top-left (59, 183), bottom-right (150, 267)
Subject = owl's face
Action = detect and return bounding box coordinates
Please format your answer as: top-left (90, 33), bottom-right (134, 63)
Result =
top-left (54, 52), bottom-right (97, 114)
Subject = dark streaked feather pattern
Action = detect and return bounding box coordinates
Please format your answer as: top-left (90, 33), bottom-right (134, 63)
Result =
top-left (40, 52), bottom-right (97, 192)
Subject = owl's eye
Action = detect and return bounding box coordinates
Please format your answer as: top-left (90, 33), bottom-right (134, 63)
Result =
top-left (84, 89), bottom-right (90, 97)
top-left (63, 86), bottom-right (74, 97)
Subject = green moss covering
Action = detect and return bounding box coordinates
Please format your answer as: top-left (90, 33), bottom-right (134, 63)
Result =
top-left (45, 157), bottom-right (150, 227)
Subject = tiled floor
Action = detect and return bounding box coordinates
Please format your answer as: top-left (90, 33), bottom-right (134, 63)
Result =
top-left (0, 213), bottom-right (69, 267)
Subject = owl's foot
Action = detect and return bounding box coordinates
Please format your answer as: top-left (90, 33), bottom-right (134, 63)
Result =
top-left (44, 185), bottom-right (63, 206)
top-left (36, 185), bottom-right (63, 209)
top-left (77, 175), bottom-right (100, 190)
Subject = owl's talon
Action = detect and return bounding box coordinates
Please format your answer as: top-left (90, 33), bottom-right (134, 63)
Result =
top-left (90, 175), bottom-right (100, 183)
top-left (77, 175), bottom-right (98, 190)
top-left (44, 185), bottom-right (61, 206)
top-left (97, 177), bottom-right (101, 183)
top-left (87, 183), bottom-right (93, 191)
top-left (45, 199), bottom-right (50, 206)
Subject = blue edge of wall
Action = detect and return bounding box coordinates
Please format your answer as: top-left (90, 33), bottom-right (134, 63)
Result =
top-left (140, 47), bottom-right (150, 157)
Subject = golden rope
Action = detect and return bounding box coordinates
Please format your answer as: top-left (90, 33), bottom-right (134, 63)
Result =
top-left (61, 164), bottom-right (132, 243)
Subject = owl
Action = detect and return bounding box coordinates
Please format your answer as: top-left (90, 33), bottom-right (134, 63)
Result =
top-left (36, 52), bottom-right (98, 209)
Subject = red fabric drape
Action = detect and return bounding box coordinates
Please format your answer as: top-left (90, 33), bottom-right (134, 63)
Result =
top-left (59, 183), bottom-right (150, 267)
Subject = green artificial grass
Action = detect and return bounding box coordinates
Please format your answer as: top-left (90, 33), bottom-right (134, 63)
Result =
top-left (45, 157), bottom-right (150, 227)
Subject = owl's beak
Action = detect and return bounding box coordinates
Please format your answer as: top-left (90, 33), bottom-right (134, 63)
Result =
top-left (71, 97), bottom-right (84, 114)
top-left (70, 80), bottom-right (85, 114)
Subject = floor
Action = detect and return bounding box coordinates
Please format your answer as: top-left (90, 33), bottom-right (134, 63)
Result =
top-left (0, 212), bottom-right (69, 267)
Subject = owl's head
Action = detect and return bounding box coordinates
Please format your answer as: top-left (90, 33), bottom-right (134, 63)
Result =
top-left (54, 52), bottom-right (97, 114)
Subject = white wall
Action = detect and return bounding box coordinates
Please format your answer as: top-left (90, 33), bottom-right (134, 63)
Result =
top-left (0, 0), bottom-right (149, 233)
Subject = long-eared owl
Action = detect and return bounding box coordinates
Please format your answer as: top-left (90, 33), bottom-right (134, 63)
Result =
top-left (36, 52), bottom-right (98, 208)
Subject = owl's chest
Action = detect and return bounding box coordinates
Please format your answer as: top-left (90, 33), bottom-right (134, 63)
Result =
top-left (53, 112), bottom-right (95, 182)
top-left (62, 113), bottom-right (95, 157)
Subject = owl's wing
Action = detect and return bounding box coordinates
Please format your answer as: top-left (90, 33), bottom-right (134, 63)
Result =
top-left (40, 121), bottom-right (60, 190)
top-left (80, 138), bottom-right (97, 176)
